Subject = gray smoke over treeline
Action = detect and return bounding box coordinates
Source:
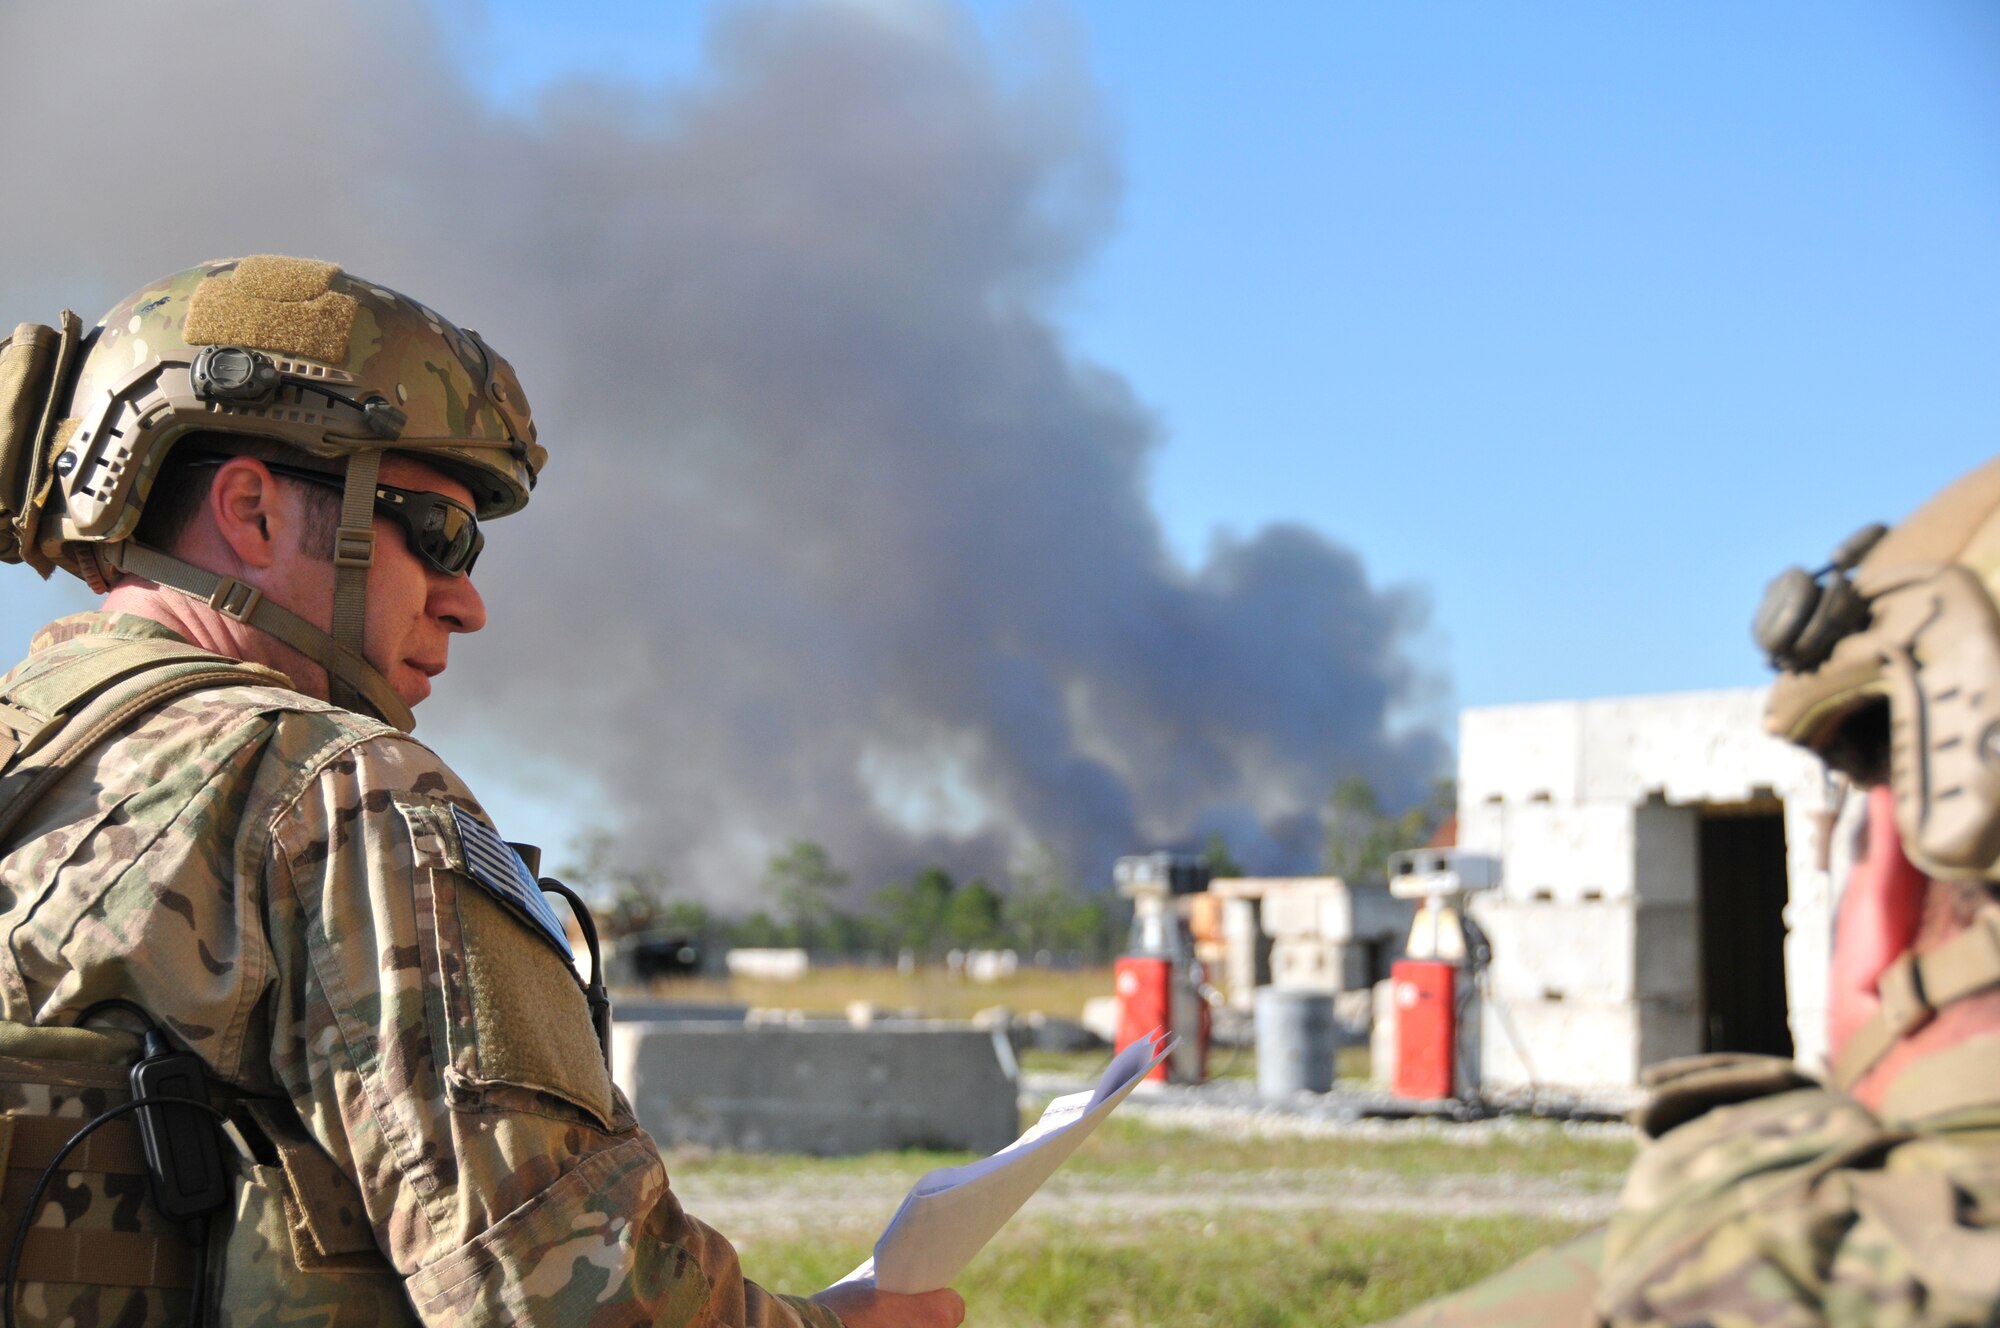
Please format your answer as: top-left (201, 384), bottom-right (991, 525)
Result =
top-left (0, 0), bottom-right (1446, 900)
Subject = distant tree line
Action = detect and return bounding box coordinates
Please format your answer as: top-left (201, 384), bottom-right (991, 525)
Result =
top-left (1322, 774), bottom-right (1457, 886)
top-left (562, 835), bottom-right (1122, 964)
top-left (559, 773), bottom-right (1453, 963)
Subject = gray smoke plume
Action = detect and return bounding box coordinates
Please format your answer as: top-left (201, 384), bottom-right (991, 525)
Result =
top-left (0, 0), bottom-right (1446, 901)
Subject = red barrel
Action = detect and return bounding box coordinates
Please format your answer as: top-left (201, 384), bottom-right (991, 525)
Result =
top-left (1392, 959), bottom-right (1456, 1100)
top-left (1114, 956), bottom-right (1173, 1081)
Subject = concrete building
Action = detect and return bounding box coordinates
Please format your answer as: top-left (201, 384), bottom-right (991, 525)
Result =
top-left (1195, 878), bottom-right (1413, 1012)
top-left (1458, 688), bottom-right (1856, 1094)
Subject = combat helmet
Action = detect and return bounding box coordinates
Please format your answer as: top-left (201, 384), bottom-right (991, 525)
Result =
top-left (1757, 456), bottom-right (2000, 882)
top-left (0, 256), bottom-right (545, 730)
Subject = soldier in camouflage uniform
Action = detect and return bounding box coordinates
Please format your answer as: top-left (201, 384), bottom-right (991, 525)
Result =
top-left (1385, 453), bottom-right (2000, 1328)
top-left (0, 257), bottom-right (965, 1327)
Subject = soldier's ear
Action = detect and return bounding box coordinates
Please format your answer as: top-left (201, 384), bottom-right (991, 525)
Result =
top-left (207, 458), bottom-right (284, 569)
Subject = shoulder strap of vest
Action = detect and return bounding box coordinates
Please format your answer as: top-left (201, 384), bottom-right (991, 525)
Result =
top-left (1635, 1052), bottom-right (1820, 1138)
top-left (0, 636), bottom-right (290, 846)
top-left (1833, 905), bottom-right (2000, 1091)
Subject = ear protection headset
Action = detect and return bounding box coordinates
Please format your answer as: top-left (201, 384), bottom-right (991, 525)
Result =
top-left (1753, 522), bottom-right (1889, 672)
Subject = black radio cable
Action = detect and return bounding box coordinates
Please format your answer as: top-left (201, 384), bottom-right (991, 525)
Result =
top-left (539, 875), bottom-right (614, 1070)
top-left (74, 996), bottom-right (156, 1035)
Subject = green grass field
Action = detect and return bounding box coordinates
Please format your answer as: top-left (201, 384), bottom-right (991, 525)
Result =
top-left (668, 1116), bottom-right (1632, 1325)
top-left (741, 1210), bottom-right (1595, 1328)
top-left (677, 1113), bottom-right (1633, 1186)
top-left (652, 964), bottom-right (1633, 1324)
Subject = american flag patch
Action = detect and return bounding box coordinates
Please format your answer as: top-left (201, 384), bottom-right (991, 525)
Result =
top-left (447, 804), bottom-right (573, 959)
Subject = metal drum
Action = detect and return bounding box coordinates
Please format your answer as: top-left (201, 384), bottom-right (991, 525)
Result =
top-left (1255, 986), bottom-right (1336, 1097)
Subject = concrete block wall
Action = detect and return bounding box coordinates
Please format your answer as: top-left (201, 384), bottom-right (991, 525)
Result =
top-left (1458, 703), bottom-right (1588, 806)
top-left (1258, 879), bottom-right (1412, 945)
top-left (1491, 804), bottom-right (1639, 904)
top-left (1478, 997), bottom-right (1639, 1089)
top-left (1270, 938), bottom-right (1374, 993)
top-left (1461, 690), bottom-right (1817, 810)
top-left (1220, 899), bottom-right (1267, 1010)
top-left (1783, 789), bottom-right (1859, 1071)
top-left (1576, 691), bottom-right (1811, 806)
top-left (1460, 688), bottom-right (1837, 1093)
top-left (1473, 898), bottom-right (1700, 1086)
top-left (613, 1022), bottom-right (1020, 1156)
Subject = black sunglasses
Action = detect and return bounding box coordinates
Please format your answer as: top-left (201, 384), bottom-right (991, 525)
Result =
top-left (181, 454), bottom-right (484, 576)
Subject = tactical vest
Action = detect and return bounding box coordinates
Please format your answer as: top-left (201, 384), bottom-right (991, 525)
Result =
top-left (1600, 1051), bottom-right (2000, 1326)
top-left (0, 635), bottom-right (416, 1324)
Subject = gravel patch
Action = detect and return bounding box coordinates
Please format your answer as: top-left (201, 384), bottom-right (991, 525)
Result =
top-left (667, 1072), bottom-right (1636, 1241)
top-left (1023, 1072), bottom-right (1639, 1143)
top-left (673, 1162), bottom-right (1621, 1241)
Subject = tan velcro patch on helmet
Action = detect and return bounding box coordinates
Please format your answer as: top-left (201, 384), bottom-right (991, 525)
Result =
top-left (232, 255), bottom-right (340, 302)
top-left (184, 255), bottom-right (357, 365)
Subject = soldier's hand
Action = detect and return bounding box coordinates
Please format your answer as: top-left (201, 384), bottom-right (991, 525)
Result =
top-left (810, 1281), bottom-right (965, 1328)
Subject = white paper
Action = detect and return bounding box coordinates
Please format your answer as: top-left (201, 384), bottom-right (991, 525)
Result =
top-left (831, 1030), bottom-right (1175, 1295)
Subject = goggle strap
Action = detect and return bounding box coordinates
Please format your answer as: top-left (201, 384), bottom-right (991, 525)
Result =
top-left (110, 541), bottom-right (415, 733)
top-left (327, 450), bottom-right (381, 716)
top-left (178, 453), bottom-right (479, 577)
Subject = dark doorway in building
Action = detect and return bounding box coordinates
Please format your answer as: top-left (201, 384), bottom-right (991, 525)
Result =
top-left (1698, 806), bottom-right (1793, 1057)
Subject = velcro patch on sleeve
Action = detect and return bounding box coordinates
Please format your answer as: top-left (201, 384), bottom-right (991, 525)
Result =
top-left (445, 804), bottom-right (573, 960)
top-left (458, 886), bottom-right (616, 1129)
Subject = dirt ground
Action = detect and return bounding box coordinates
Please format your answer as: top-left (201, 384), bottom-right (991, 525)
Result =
top-left (673, 1164), bottom-right (1620, 1241)
top-left (646, 968), bottom-right (1634, 1255)
top-left (668, 1100), bottom-right (1630, 1244)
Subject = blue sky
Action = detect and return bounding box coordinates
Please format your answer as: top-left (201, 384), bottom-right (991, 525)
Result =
top-left (451, 0), bottom-right (2000, 712)
top-left (2, 1), bottom-right (1994, 879)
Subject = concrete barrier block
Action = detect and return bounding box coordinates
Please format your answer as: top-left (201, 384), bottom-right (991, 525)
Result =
top-left (1460, 702), bottom-right (1586, 805)
top-left (1080, 996), bottom-right (1121, 1045)
top-left (1021, 1012), bottom-right (1105, 1052)
top-left (1259, 880), bottom-right (1411, 943)
top-left (1499, 803), bottom-right (1637, 904)
top-left (1479, 997), bottom-right (1642, 1091)
top-left (613, 1022), bottom-right (1019, 1157)
top-left (1633, 902), bottom-right (1698, 999)
top-left (1637, 995), bottom-right (1702, 1067)
top-left (611, 999), bottom-right (748, 1024)
top-left (965, 949), bottom-right (1020, 982)
top-left (1260, 883), bottom-right (1346, 939)
top-left (1579, 689), bottom-right (1819, 806)
top-left (1371, 978), bottom-right (1398, 1087)
top-left (725, 947), bottom-right (810, 981)
top-left (1475, 898), bottom-right (1637, 1003)
top-left (1632, 802), bottom-right (1698, 906)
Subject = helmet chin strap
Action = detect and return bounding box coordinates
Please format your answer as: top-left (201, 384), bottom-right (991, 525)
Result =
top-left (108, 538), bottom-right (416, 733)
top-left (327, 448), bottom-right (382, 722)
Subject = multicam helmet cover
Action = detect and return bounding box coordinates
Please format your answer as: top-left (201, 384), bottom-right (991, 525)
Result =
top-left (53, 256), bottom-right (542, 561)
top-left (6, 256), bottom-right (545, 731)
top-left (1762, 456), bottom-right (2000, 881)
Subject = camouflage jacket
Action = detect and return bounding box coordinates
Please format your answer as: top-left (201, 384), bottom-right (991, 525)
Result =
top-left (1385, 1046), bottom-right (2000, 1328)
top-left (0, 612), bottom-right (844, 1327)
